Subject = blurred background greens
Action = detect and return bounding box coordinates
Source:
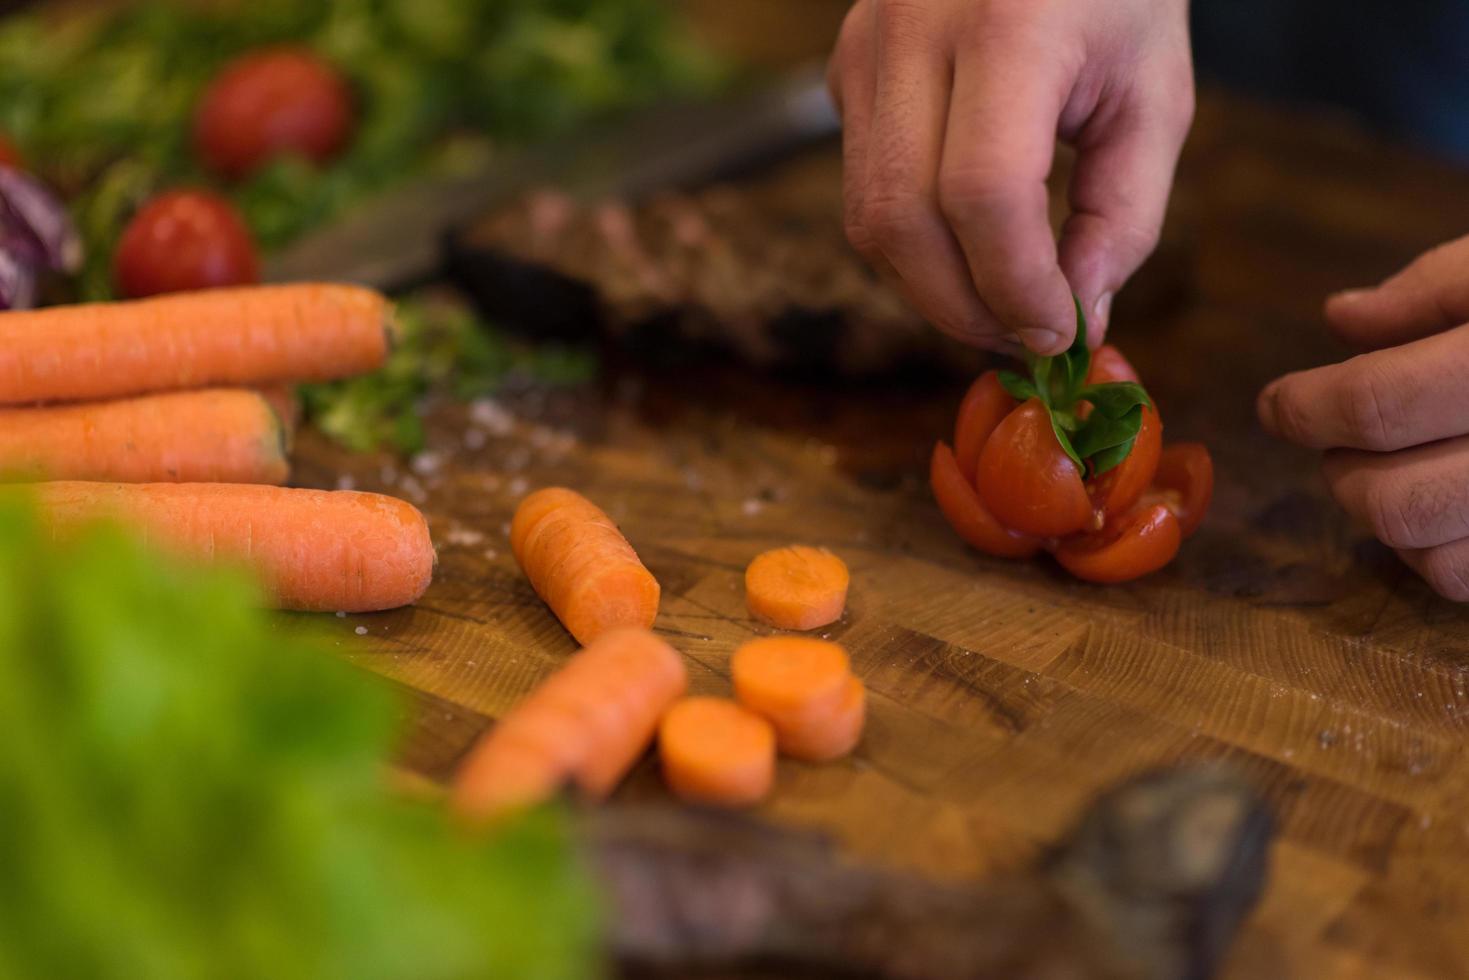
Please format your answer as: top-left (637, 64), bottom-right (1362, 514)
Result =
top-left (0, 492), bottom-right (599, 979)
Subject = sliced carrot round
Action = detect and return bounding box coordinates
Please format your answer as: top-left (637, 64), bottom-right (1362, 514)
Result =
top-left (930, 442), bottom-right (1042, 559)
top-left (774, 676), bottom-right (866, 762)
top-left (658, 697), bottom-right (775, 807)
top-left (731, 635), bottom-right (851, 723)
top-left (744, 545), bottom-right (849, 631)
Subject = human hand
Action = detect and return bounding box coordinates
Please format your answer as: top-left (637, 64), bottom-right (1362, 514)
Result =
top-left (826, 0), bottom-right (1194, 354)
top-left (1258, 236), bottom-right (1469, 600)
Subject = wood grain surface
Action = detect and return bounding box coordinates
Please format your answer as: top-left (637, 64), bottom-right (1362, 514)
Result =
top-left (293, 96), bottom-right (1469, 979)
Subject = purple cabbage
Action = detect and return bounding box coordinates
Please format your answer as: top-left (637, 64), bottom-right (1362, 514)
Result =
top-left (0, 164), bottom-right (81, 310)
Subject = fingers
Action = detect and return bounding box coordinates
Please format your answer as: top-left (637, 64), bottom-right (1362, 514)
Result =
top-left (1398, 539), bottom-right (1469, 603)
top-left (936, 15), bottom-right (1076, 354)
top-left (1058, 62), bottom-right (1194, 345)
top-left (1323, 440), bottom-right (1469, 550)
top-left (829, 4), bottom-right (891, 279)
top-left (853, 0), bottom-right (1007, 348)
top-left (1257, 323), bottom-right (1469, 452)
top-left (1325, 235), bottom-right (1469, 350)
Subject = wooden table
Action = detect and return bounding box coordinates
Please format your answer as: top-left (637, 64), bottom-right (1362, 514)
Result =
top-left (294, 95), bottom-right (1469, 979)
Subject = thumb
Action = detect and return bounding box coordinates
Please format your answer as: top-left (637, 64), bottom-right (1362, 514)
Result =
top-left (1326, 236), bottom-right (1469, 350)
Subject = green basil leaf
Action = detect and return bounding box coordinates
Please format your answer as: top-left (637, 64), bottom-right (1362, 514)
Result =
top-left (1078, 381), bottom-right (1152, 419)
top-left (1088, 436), bottom-right (1138, 478)
top-left (1029, 354), bottom-right (1053, 407)
top-left (1052, 410), bottom-right (1081, 433)
top-left (1059, 296), bottom-right (1092, 400)
top-left (1071, 404), bottom-right (1144, 460)
top-left (997, 370), bottom-right (1039, 402)
top-left (1048, 410), bottom-right (1084, 471)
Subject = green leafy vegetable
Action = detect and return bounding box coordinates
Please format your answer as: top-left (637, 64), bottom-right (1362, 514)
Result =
top-left (300, 292), bottom-right (596, 454)
top-left (0, 493), bottom-right (600, 979)
top-left (0, 0), bottom-right (725, 299)
top-left (1004, 299), bottom-right (1153, 477)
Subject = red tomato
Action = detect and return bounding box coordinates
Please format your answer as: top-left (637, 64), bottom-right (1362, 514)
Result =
top-left (975, 399), bottom-right (1093, 538)
top-left (0, 135), bottom-right (23, 169)
top-left (930, 442), bottom-right (1042, 559)
top-left (953, 370), bottom-right (1017, 482)
top-left (1086, 345), bottom-right (1141, 385)
top-left (1087, 403), bottom-right (1162, 522)
top-left (1053, 502), bottom-right (1182, 584)
top-left (113, 190), bottom-right (260, 298)
top-left (1149, 443), bottom-right (1214, 538)
top-left (194, 47), bottom-right (353, 181)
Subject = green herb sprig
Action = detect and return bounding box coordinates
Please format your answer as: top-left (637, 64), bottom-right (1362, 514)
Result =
top-left (995, 298), bottom-right (1151, 478)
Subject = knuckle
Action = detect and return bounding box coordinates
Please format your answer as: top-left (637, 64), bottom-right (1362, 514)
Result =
top-left (861, 191), bottom-right (926, 245)
top-left (1270, 384), bottom-right (1317, 445)
top-left (872, 0), bottom-right (931, 43)
top-left (1419, 548), bottom-right (1469, 603)
top-left (1340, 363), bottom-right (1403, 449)
top-left (936, 167), bottom-right (1011, 226)
top-left (1361, 477), bottom-right (1418, 550)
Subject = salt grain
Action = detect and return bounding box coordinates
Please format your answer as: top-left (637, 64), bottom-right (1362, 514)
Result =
top-left (411, 451), bottom-right (446, 476)
top-left (742, 498), bottom-right (763, 516)
top-left (508, 477), bottom-right (529, 496)
top-left (445, 526), bottom-right (486, 547)
top-left (335, 474), bottom-right (356, 491)
top-left (469, 398), bottom-right (516, 435)
top-left (354, 626), bottom-right (368, 636)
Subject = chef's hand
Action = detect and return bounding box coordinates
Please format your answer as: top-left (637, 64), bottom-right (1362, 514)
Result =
top-left (1259, 235), bottom-right (1469, 600)
top-left (826, 0), bottom-right (1194, 354)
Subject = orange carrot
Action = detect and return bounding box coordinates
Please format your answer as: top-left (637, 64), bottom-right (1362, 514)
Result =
top-left (731, 636), bottom-right (852, 723)
top-left (0, 284), bottom-right (392, 406)
top-left (0, 389), bottom-right (290, 484)
top-left (451, 628), bottom-right (688, 821)
top-left (29, 481), bottom-right (433, 612)
top-left (744, 545), bottom-right (849, 631)
top-left (774, 676), bottom-right (866, 762)
top-left (658, 697), bottom-right (776, 807)
top-left (511, 487), bottom-right (660, 645)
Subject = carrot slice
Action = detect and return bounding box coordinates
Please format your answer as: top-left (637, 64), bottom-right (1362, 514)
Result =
top-left (450, 628), bottom-right (688, 821)
top-left (0, 389), bottom-right (290, 484)
top-left (512, 488), bottom-right (660, 645)
top-left (929, 442), bottom-right (1042, 559)
top-left (953, 370), bottom-right (1016, 481)
top-left (731, 636), bottom-right (851, 723)
top-left (29, 481), bottom-right (433, 612)
top-left (658, 697), bottom-right (776, 807)
top-left (744, 545), bottom-right (849, 631)
top-left (0, 284), bottom-right (392, 405)
top-left (774, 676), bottom-right (866, 762)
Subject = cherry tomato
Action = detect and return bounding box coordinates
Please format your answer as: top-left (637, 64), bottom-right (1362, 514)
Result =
top-left (1149, 443), bottom-right (1214, 538)
top-left (975, 399), bottom-right (1093, 538)
top-left (0, 135), bottom-right (23, 169)
top-left (1086, 345), bottom-right (1141, 385)
top-left (194, 47), bottom-right (354, 181)
top-left (930, 442), bottom-right (1042, 559)
top-left (113, 190), bottom-right (260, 298)
top-left (953, 370), bottom-right (1018, 482)
top-left (1087, 403), bottom-right (1162, 522)
top-left (1053, 502), bottom-right (1182, 584)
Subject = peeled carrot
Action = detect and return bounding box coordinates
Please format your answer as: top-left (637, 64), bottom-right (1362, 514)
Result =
top-left (731, 636), bottom-right (852, 722)
top-left (0, 389), bottom-right (290, 484)
top-left (451, 628), bottom-right (688, 821)
top-left (0, 283), bottom-right (392, 406)
top-left (658, 697), bottom-right (776, 807)
top-left (745, 545), bottom-right (849, 631)
top-left (511, 487), bottom-right (660, 645)
top-left (775, 676), bottom-right (866, 762)
top-left (29, 481), bottom-right (433, 612)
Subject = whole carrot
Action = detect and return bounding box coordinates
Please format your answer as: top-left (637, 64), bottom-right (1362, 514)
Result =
top-left (0, 283), bottom-right (392, 406)
top-left (29, 482), bottom-right (433, 612)
top-left (511, 488), bottom-right (660, 645)
top-left (451, 628), bottom-right (688, 822)
top-left (0, 389), bottom-right (290, 484)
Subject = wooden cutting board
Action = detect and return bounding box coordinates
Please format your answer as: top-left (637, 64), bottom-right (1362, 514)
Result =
top-left (293, 95), bottom-right (1469, 980)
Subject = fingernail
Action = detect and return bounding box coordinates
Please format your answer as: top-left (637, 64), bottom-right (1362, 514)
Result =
top-left (1257, 381), bottom-right (1280, 435)
top-left (1093, 291), bottom-right (1114, 327)
top-left (1331, 288), bottom-right (1370, 306)
top-left (1020, 327), bottom-right (1064, 354)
